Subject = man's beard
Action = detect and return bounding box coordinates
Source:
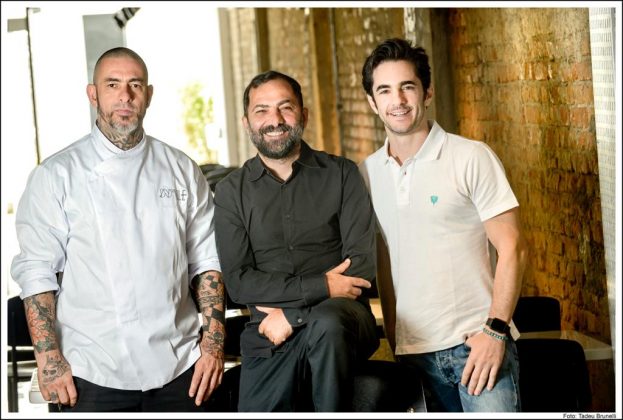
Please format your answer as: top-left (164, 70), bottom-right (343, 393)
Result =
top-left (249, 122), bottom-right (304, 159)
top-left (97, 104), bottom-right (141, 136)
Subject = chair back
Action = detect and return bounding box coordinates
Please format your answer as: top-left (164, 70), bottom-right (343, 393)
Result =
top-left (8, 296), bottom-right (33, 347)
top-left (516, 338), bottom-right (591, 411)
top-left (513, 296), bottom-right (561, 332)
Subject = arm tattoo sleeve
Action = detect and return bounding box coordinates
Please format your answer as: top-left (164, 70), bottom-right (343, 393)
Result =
top-left (23, 292), bottom-right (59, 354)
top-left (191, 271), bottom-right (225, 358)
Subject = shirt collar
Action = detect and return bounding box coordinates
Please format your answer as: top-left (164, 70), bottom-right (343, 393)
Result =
top-left (248, 140), bottom-right (318, 181)
top-left (381, 120), bottom-right (446, 164)
top-left (91, 123), bottom-right (148, 157)
top-left (415, 120), bottom-right (445, 162)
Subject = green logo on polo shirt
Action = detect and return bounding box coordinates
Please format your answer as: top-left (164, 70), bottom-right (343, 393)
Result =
top-left (431, 195), bottom-right (438, 205)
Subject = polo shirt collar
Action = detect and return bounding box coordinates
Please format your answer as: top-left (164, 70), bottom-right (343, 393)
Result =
top-left (415, 120), bottom-right (445, 162)
top-left (249, 140), bottom-right (317, 181)
top-left (380, 120), bottom-right (445, 164)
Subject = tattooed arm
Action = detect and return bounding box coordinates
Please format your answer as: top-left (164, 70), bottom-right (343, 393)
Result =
top-left (188, 270), bottom-right (225, 406)
top-left (23, 292), bottom-right (77, 408)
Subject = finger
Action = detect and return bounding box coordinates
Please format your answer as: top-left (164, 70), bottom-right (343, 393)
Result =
top-left (195, 371), bottom-right (210, 406)
top-left (474, 367), bottom-right (490, 396)
top-left (256, 306), bottom-right (273, 313)
top-left (56, 387), bottom-right (71, 405)
top-left (188, 367), bottom-right (202, 398)
top-left (461, 360), bottom-right (475, 387)
top-left (205, 368), bottom-right (222, 401)
top-left (67, 380), bottom-right (79, 407)
top-left (329, 258), bottom-right (351, 274)
top-left (48, 390), bottom-right (58, 403)
top-left (486, 365), bottom-right (500, 391)
top-left (354, 279), bottom-right (372, 288)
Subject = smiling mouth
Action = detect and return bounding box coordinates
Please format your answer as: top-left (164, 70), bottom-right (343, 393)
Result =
top-left (389, 108), bottom-right (411, 117)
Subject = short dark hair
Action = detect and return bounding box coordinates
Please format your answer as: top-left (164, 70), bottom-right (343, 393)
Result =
top-left (361, 38), bottom-right (431, 97)
top-left (93, 47), bottom-right (148, 84)
top-left (243, 70), bottom-right (304, 117)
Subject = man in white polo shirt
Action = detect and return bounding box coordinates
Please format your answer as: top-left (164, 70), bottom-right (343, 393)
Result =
top-left (359, 38), bottom-right (528, 412)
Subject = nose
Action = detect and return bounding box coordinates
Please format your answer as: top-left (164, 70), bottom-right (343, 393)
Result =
top-left (119, 84), bottom-right (133, 102)
top-left (267, 108), bottom-right (285, 126)
top-left (393, 89), bottom-right (407, 105)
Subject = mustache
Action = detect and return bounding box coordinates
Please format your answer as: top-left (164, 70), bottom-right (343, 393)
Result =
top-left (259, 124), bottom-right (292, 135)
top-left (388, 105), bottom-right (412, 112)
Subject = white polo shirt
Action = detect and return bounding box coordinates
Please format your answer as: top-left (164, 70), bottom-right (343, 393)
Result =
top-left (11, 125), bottom-right (221, 390)
top-left (360, 121), bottom-right (519, 355)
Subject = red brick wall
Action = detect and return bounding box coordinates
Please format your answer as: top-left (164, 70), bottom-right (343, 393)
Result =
top-left (266, 8), bottom-right (318, 149)
top-left (333, 8), bottom-right (404, 163)
top-left (447, 8), bottom-right (609, 342)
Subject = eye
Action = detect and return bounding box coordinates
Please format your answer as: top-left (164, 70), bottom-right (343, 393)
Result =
top-left (377, 89), bottom-right (389, 95)
top-left (107, 83), bottom-right (117, 88)
top-left (131, 83), bottom-right (143, 89)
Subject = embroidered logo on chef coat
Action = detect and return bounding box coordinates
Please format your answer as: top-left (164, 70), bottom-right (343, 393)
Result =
top-left (159, 186), bottom-right (188, 201)
top-left (430, 195), bottom-right (438, 205)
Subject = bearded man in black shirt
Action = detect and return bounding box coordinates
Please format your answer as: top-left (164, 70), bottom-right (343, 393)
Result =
top-left (214, 70), bottom-right (379, 412)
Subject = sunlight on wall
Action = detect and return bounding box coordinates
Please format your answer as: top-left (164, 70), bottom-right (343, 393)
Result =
top-left (126, 4), bottom-right (229, 166)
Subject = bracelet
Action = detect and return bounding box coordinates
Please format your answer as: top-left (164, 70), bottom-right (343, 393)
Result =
top-left (482, 326), bottom-right (508, 341)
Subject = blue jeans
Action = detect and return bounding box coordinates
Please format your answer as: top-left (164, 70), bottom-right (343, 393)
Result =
top-left (398, 340), bottom-right (521, 412)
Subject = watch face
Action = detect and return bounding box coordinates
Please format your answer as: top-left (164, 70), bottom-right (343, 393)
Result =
top-left (487, 318), bottom-right (509, 334)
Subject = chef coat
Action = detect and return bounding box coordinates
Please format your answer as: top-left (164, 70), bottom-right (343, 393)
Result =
top-left (11, 125), bottom-right (221, 390)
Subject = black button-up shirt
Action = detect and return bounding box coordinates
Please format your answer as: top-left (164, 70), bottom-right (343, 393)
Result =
top-left (214, 141), bottom-right (377, 357)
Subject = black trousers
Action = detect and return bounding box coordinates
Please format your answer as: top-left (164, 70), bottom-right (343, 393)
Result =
top-left (52, 365), bottom-right (204, 412)
top-left (238, 298), bottom-right (379, 412)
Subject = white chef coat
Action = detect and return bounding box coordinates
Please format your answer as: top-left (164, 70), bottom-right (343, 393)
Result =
top-left (360, 121), bottom-right (519, 355)
top-left (11, 125), bottom-right (221, 391)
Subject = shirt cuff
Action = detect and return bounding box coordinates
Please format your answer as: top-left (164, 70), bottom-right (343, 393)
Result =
top-left (300, 273), bottom-right (329, 306)
top-left (283, 307), bottom-right (311, 328)
top-left (189, 259), bottom-right (221, 280)
top-left (18, 276), bottom-right (60, 300)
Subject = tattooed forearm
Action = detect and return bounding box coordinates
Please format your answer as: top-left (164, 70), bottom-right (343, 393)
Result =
top-left (23, 292), bottom-right (59, 354)
top-left (191, 271), bottom-right (225, 358)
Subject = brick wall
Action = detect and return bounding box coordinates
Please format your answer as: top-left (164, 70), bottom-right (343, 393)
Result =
top-left (446, 8), bottom-right (609, 346)
top-left (265, 8), bottom-right (318, 150)
top-left (333, 8), bottom-right (404, 163)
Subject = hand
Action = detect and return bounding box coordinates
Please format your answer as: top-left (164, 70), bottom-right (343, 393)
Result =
top-left (325, 258), bottom-right (372, 299)
top-left (460, 330), bottom-right (506, 396)
top-left (189, 336), bottom-right (224, 406)
top-left (38, 351), bottom-right (77, 408)
top-left (256, 307), bottom-right (293, 346)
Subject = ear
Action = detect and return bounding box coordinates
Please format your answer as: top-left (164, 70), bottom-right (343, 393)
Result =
top-left (301, 107), bottom-right (309, 129)
top-left (86, 84), bottom-right (97, 107)
top-left (424, 86), bottom-right (434, 108)
top-left (242, 115), bottom-right (250, 132)
top-left (366, 94), bottom-right (379, 115)
top-left (146, 84), bottom-right (154, 108)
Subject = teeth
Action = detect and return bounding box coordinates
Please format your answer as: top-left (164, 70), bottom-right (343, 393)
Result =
top-left (390, 110), bottom-right (409, 116)
top-left (265, 131), bottom-right (285, 137)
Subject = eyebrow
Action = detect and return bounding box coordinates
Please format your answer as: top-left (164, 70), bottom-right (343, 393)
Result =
top-left (102, 77), bottom-right (145, 84)
top-left (374, 80), bottom-right (417, 93)
top-left (251, 99), bottom-right (295, 111)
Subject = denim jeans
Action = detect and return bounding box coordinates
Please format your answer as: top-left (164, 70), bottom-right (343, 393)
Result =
top-left (398, 340), bottom-right (521, 412)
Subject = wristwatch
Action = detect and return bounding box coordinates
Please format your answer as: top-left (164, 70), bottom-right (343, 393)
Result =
top-left (486, 317), bottom-right (510, 335)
